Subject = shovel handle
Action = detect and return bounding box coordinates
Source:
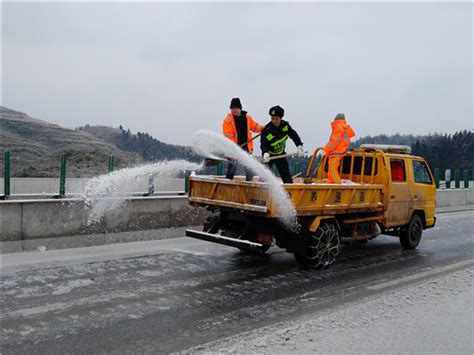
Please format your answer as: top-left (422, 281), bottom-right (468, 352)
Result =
top-left (268, 152), bottom-right (301, 161)
top-left (204, 133), bottom-right (263, 166)
top-left (269, 152), bottom-right (307, 161)
top-left (239, 133), bottom-right (262, 148)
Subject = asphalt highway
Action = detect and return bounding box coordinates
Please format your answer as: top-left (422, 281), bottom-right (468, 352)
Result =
top-left (1, 210), bottom-right (472, 354)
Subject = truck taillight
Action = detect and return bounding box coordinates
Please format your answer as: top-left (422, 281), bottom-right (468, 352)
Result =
top-left (256, 233), bottom-right (274, 245)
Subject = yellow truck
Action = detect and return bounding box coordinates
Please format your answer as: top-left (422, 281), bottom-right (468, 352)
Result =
top-left (186, 145), bottom-right (437, 269)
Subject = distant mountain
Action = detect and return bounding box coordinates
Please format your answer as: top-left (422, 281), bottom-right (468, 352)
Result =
top-left (77, 125), bottom-right (198, 162)
top-left (0, 107), bottom-right (195, 177)
top-left (2, 106), bottom-right (470, 177)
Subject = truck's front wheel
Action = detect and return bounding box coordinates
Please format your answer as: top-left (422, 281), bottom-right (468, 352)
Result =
top-left (399, 214), bottom-right (423, 250)
top-left (294, 222), bottom-right (340, 269)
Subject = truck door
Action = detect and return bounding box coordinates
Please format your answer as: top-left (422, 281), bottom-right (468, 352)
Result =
top-left (387, 158), bottom-right (411, 226)
top-left (411, 159), bottom-right (436, 226)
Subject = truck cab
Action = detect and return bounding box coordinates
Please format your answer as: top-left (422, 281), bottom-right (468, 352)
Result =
top-left (357, 144), bottom-right (437, 232)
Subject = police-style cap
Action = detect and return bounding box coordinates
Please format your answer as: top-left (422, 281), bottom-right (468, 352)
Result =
top-left (269, 105), bottom-right (284, 117)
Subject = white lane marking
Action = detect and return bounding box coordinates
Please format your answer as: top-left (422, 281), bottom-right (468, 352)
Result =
top-left (366, 259), bottom-right (474, 291)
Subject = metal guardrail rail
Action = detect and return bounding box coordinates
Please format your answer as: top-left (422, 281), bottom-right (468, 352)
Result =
top-left (1, 150), bottom-right (473, 200)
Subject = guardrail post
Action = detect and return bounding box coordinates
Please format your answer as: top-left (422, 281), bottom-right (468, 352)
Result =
top-left (3, 151), bottom-right (11, 199)
top-left (184, 170), bottom-right (191, 193)
top-left (59, 153), bottom-right (67, 197)
top-left (463, 169), bottom-right (469, 188)
top-left (108, 155), bottom-right (115, 172)
top-left (147, 174), bottom-right (155, 195)
top-left (434, 168), bottom-right (440, 189)
top-left (216, 161), bottom-right (224, 176)
top-left (294, 162), bottom-right (301, 175)
top-left (454, 169), bottom-right (460, 189)
top-left (445, 169), bottom-right (451, 189)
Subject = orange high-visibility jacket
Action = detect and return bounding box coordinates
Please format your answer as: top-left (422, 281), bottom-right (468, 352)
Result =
top-left (323, 119), bottom-right (356, 156)
top-left (222, 113), bottom-right (263, 153)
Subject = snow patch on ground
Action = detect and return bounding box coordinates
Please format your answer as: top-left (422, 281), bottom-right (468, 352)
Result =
top-left (52, 278), bottom-right (95, 295)
top-left (184, 267), bottom-right (474, 354)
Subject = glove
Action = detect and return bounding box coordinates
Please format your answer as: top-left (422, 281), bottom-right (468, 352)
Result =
top-left (297, 145), bottom-right (305, 157)
top-left (262, 152), bottom-right (270, 163)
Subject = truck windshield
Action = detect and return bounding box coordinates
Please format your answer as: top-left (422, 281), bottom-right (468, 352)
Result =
top-left (413, 160), bottom-right (433, 184)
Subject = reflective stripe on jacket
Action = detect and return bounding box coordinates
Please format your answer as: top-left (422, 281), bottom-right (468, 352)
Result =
top-left (260, 120), bottom-right (303, 156)
top-left (323, 119), bottom-right (355, 156)
top-left (265, 124), bottom-right (289, 155)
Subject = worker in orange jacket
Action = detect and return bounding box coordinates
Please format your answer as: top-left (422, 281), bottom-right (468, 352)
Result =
top-left (323, 113), bottom-right (356, 184)
top-left (222, 98), bottom-right (263, 181)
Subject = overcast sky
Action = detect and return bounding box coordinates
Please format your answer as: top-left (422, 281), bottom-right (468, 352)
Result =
top-left (2, 2), bottom-right (472, 148)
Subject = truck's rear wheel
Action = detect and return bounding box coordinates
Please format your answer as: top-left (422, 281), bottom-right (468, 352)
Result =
top-left (294, 222), bottom-right (340, 269)
top-left (399, 214), bottom-right (423, 250)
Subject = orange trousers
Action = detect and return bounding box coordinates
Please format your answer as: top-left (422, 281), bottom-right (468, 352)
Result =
top-left (328, 155), bottom-right (342, 184)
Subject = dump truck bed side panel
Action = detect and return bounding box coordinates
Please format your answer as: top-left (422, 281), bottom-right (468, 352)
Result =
top-left (189, 176), bottom-right (385, 217)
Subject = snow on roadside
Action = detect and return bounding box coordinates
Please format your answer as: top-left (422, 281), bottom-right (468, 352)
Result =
top-left (51, 278), bottom-right (95, 295)
top-left (184, 267), bottom-right (474, 354)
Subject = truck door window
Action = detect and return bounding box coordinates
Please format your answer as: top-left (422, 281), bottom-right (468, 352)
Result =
top-left (413, 160), bottom-right (433, 184)
top-left (390, 159), bottom-right (406, 182)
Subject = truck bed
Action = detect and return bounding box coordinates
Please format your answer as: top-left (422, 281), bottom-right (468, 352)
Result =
top-left (188, 175), bottom-right (385, 218)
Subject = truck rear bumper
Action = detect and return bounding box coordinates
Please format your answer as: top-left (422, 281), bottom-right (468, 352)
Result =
top-left (185, 229), bottom-right (268, 253)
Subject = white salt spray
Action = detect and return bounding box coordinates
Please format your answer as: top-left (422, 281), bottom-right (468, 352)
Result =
top-left (192, 130), bottom-right (299, 231)
top-left (84, 160), bottom-right (202, 224)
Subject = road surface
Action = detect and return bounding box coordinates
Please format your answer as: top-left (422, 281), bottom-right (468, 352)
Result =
top-left (1, 210), bottom-right (473, 354)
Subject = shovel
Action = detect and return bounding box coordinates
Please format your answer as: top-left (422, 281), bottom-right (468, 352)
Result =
top-left (203, 133), bottom-right (262, 166)
top-left (266, 152), bottom-right (301, 161)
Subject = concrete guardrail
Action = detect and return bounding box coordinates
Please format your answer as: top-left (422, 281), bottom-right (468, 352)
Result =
top-left (0, 196), bottom-right (209, 242)
top-left (1, 189), bottom-right (473, 242)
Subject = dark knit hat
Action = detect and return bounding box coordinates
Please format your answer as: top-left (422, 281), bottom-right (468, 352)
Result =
top-left (334, 113), bottom-right (345, 120)
top-left (230, 98), bottom-right (242, 109)
top-left (269, 105), bottom-right (284, 118)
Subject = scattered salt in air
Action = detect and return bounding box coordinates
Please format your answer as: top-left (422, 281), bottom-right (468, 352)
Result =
top-left (83, 160), bottom-right (202, 224)
top-left (192, 130), bottom-right (299, 231)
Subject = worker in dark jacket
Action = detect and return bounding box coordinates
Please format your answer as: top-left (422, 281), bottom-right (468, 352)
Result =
top-left (260, 105), bottom-right (304, 183)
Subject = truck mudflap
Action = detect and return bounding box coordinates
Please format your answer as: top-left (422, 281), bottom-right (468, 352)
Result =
top-left (426, 216), bottom-right (436, 229)
top-left (185, 229), bottom-right (268, 253)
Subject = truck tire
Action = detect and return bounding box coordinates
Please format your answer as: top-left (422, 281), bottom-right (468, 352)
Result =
top-left (294, 222), bottom-right (340, 269)
top-left (399, 214), bottom-right (423, 250)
